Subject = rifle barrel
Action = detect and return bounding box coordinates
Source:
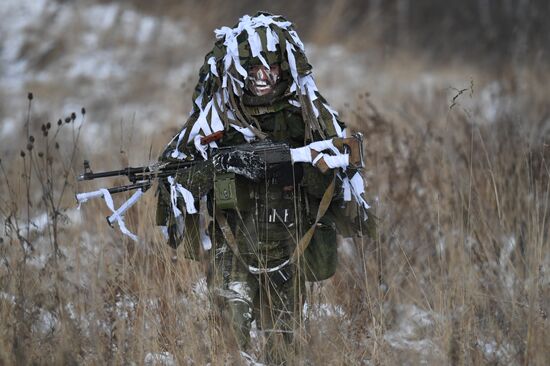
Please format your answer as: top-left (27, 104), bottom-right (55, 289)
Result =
top-left (107, 182), bottom-right (152, 194)
top-left (77, 166), bottom-right (151, 181)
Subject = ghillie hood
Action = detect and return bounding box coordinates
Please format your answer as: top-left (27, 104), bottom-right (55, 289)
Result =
top-left (167, 12), bottom-right (344, 161)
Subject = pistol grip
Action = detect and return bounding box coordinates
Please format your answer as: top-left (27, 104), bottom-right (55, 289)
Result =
top-left (310, 150), bottom-right (331, 174)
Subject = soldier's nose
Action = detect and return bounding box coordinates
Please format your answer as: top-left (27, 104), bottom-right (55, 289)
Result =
top-left (256, 67), bottom-right (269, 80)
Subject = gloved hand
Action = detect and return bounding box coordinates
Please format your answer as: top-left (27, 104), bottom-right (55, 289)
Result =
top-left (213, 150), bottom-right (266, 181)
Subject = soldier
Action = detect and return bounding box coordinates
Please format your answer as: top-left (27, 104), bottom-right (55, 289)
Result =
top-left (156, 12), bottom-right (370, 365)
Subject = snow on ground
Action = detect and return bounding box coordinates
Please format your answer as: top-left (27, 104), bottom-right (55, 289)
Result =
top-left (383, 304), bottom-right (444, 360)
top-left (476, 337), bottom-right (517, 364)
top-left (1, 0), bottom-right (202, 144)
top-left (144, 352), bottom-right (176, 366)
top-left (0, 292), bottom-right (16, 304)
top-left (303, 301), bottom-right (346, 319)
top-left (0, 0), bottom-right (48, 90)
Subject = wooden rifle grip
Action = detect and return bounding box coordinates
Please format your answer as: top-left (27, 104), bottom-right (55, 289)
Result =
top-left (334, 137), bottom-right (362, 169)
top-left (310, 150), bottom-right (330, 174)
top-left (200, 131), bottom-right (224, 145)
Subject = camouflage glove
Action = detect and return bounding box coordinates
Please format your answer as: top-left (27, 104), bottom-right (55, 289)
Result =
top-left (213, 150), bottom-right (265, 181)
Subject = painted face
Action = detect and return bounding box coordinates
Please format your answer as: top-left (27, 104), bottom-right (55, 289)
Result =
top-left (246, 63), bottom-right (281, 96)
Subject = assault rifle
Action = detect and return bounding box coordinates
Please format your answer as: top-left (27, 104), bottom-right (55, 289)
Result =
top-left (75, 132), bottom-right (365, 239)
top-left (76, 132), bottom-right (364, 196)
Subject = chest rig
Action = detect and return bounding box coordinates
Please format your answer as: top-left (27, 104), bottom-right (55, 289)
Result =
top-left (213, 103), bottom-right (306, 241)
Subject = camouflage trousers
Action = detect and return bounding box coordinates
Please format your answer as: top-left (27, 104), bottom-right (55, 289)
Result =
top-left (208, 212), bottom-right (305, 365)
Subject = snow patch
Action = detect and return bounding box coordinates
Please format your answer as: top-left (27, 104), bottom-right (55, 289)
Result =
top-left (303, 302), bottom-right (346, 318)
top-left (477, 337), bottom-right (517, 364)
top-left (192, 276), bottom-right (209, 302)
top-left (67, 50), bottom-right (127, 80)
top-left (240, 351), bottom-right (265, 366)
top-left (86, 3), bottom-right (120, 31)
top-left (1, 118), bottom-right (18, 139)
top-left (499, 235), bottom-right (517, 296)
top-left (384, 304), bottom-right (443, 358)
top-left (0, 292), bottom-right (16, 304)
top-left (136, 16), bottom-right (156, 44)
top-left (144, 352), bottom-right (176, 366)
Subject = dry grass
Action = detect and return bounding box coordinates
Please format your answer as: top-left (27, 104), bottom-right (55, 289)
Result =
top-left (1, 67), bottom-right (548, 365)
top-left (1, 1), bottom-right (549, 365)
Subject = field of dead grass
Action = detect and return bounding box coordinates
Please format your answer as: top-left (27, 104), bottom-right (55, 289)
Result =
top-left (1, 1), bottom-right (549, 365)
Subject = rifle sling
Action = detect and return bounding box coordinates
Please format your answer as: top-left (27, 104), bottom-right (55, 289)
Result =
top-left (290, 170), bottom-right (336, 264)
top-left (214, 211), bottom-right (250, 270)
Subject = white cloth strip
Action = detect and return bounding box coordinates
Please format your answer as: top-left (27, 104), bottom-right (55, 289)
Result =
top-left (323, 153), bottom-right (349, 169)
top-left (107, 189), bottom-right (143, 225)
top-left (309, 139), bottom-right (339, 154)
top-left (160, 226), bottom-right (169, 240)
top-left (312, 153), bottom-right (324, 166)
top-left (76, 188), bottom-right (138, 241)
top-left (207, 56), bottom-right (218, 77)
top-left (164, 131), bottom-right (187, 160)
top-left (214, 14), bottom-right (292, 41)
top-left (244, 26), bottom-right (269, 68)
top-left (288, 29), bottom-right (305, 51)
top-left (168, 176), bottom-right (197, 215)
top-left (210, 97), bottom-right (224, 134)
top-left (170, 127), bottom-right (188, 159)
top-left (248, 259), bottom-right (290, 274)
top-left (266, 27), bottom-right (278, 51)
top-left (170, 150), bottom-right (187, 160)
top-left (290, 146), bottom-right (312, 163)
top-left (229, 74), bottom-right (241, 96)
top-left (225, 35), bottom-right (248, 78)
top-left (169, 177), bottom-right (183, 218)
top-left (301, 75), bottom-right (320, 117)
top-left (228, 73), bottom-right (245, 88)
top-left (290, 80), bottom-right (297, 93)
top-left (350, 172), bottom-right (365, 195)
top-left (175, 179), bottom-right (197, 214)
top-left (230, 123), bottom-right (256, 143)
top-left (194, 135), bottom-right (208, 160)
top-left (342, 177), bottom-right (352, 201)
top-left (288, 99), bottom-right (301, 108)
top-left (227, 109), bottom-right (236, 120)
top-left (350, 172), bottom-right (371, 212)
top-left (285, 42), bottom-right (298, 83)
top-left (76, 189), bottom-right (104, 205)
top-left (199, 196), bottom-right (212, 250)
top-left (222, 56), bottom-right (230, 88)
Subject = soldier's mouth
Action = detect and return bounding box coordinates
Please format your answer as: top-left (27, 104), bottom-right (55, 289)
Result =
top-left (251, 80), bottom-right (274, 95)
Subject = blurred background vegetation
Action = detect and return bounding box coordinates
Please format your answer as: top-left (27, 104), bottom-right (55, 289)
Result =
top-left (130, 0), bottom-right (550, 65)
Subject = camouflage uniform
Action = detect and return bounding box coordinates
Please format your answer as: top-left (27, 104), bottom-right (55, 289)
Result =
top-left (158, 91), bottom-right (340, 364)
top-left (156, 12), bottom-right (364, 365)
